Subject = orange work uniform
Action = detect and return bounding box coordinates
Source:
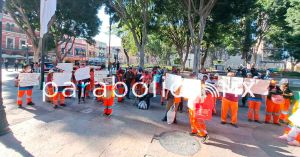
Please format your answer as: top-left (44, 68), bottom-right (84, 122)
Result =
top-left (117, 74), bottom-right (125, 102)
top-left (221, 94), bottom-right (239, 124)
top-left (17, 71), bottom-right (34, 107)
top-left (103, 84), bottom-right (114, 116)
top-left (247, 94), bottom-right (263, 121)
top-left (265, 85), bottom-right (283, 124)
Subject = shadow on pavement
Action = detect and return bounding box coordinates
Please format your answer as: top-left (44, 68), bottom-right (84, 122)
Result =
top-left (0, 132), bottom-right (34, 157)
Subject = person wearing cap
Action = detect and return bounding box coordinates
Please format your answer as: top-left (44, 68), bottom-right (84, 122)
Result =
top-left (265, 80), bottom-right (283, 125)
top-left (279, 79), bottom-right (294, 124)
top-left (46, 69), bottom-right (55, 103)
top-left (247, 76), bottom-right (263, 123)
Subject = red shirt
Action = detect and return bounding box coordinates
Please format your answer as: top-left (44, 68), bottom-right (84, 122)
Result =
top-left (225, 93), bottom-right (239, 102)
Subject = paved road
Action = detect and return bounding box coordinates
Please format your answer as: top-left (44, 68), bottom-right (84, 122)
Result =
top-left (0, 69), bottom-right (299, 157)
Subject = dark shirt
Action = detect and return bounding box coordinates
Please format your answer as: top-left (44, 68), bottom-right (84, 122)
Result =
top-left (283, 88), bottom-right (293, 99)
top-left (267, 85), bottom-right (283, 99)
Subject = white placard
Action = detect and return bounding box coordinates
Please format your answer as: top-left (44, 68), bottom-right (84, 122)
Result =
top-left (165, 73), bottom-right (182, 91)
top-left (244, 78), bottom-right (270, 95)
top-left (180, 79), bottom-right (202, 100)
top-left (94, 70), bottom-right (109, 82)
top-left (289, 109), bottom-right (300, 126)
top-left (53, 73), bottom-right (72, 86)
top-left (217, 76), bottom-right (244, 95)
top-left (19, 73), bottom-right (40, 87)
top-left (75, 67), bottom-right (90, 81)
top-left (56, 63), bottom-right (73, 72)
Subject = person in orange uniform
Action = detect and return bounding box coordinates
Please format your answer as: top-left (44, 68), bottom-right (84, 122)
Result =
top-left (53, 86), bottom-right (66, 109)
top-left (247, 76), bottom-right (263, 123)
top-left (103, 83), bottom-right (114, 116)
top-left (17, 65), bottom-right (35, 108)
top-left (189, 78), bottom-right (212, 143)
top-left (279, 79), bottom-right (294, 124)
top-left (46, 69), bottom-right (55, 103)
top-left (221, 72), bottom-right (239, 128)
top-left (116, 68), bottom-right (125, 102)
top-left (85, 68), bottom-right (94, 98)
top-left (265, 80), bottom-right (283, 125)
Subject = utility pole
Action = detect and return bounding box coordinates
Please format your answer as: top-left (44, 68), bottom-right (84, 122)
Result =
top-left (0, 0), bottom-right (11, 136)
top-left (108, 13), bottom-right (112, 74)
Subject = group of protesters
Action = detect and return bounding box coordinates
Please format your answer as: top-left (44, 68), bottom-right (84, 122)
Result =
top-left (15, 62), bottom-right (300, 146)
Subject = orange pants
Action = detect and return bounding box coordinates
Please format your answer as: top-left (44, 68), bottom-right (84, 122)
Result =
top-left (279, 98), bottom-right (291, 123)
top-left (103, 85), bottom-right (114, 115)
top-left (17, 89), bottom-right (33, 106)
top-left (189, 109), bottom-right (207, 137)
top-left (265, 98), bottom-right (281, 124)
top-left (221, 98), bottom-right (238, 124)
top-left (53, 92), bottom-right (65, 106)
top-left (117, 87), bottom-right (125, 102)
top-left (47, 87), bottom-right (54, 102)
top-left (96, 87), bottom-right (104, 102)
top-left (86, 84), bottom-right (91, 97)
top-left (248, 100), bottom-right (261, 121)
top-left (296, 134), bottom-right (300, 143)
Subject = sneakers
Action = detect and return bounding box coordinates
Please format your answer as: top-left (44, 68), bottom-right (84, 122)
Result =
top-left (288, 140), bottom-right (300, 146)
top-left (53, 105), bottom-right (58, 109)
top-left (18, 105), bottom-right (23, 108)
top-left (27, 102), bottom-right (35, 106)
top-left (278, 134), bottom-right (288, 140)
top-left (189, 132), bottom-right (197, 136)
top-left (248, 119), bottom-right (253, 122)
top-left (201, 134), bottom-right (210, 143)
top-left (221, 121), bottom-right (226, 125)
top-left (161, 116), bottom-right (167, 122)
top-left (254, 120), bottom-right (262, 124)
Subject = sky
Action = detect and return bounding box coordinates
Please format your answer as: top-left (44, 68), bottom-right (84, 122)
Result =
top-left (94, 7), bottom-right (122, 47)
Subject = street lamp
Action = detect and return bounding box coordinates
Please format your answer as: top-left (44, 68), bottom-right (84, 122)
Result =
top-left (22, 43), bottom-right (32, 64)
top-left (0, 0), bottom-right (10, 136)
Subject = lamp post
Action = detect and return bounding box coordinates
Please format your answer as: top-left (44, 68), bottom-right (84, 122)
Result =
top-left (0, 0), bottom-right (10, 136)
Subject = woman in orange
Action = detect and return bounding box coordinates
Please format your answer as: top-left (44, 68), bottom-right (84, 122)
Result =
top-left (279, 79), bottom-right (293, 124)
top-left (17, 65), bottom-right (35, 108)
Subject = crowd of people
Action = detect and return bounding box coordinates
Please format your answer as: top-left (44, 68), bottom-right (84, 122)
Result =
top-left (14, 63), bottom-right (300, 146)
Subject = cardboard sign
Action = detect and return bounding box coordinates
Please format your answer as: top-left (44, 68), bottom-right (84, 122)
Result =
top-left (53, 73), bottom-right (72, 86)
top-left (75, 67), bottom-right (90, 81)
top-left (180, 79), bottom-right (202, 100)
top-left (56, 63), bottom-right (73, 72)
top-left (244, 78), bottom-right (270, 95)
top-left (19, 73), bottom-right (40, 87)
top-left (94, 70), bottom-right (109, 82)
top-left (217, 76), bottom-right (244, 95)
top-left (289, 109), bottom-right (300, 126)
top-left (165, 73), bottom-right (182, 91)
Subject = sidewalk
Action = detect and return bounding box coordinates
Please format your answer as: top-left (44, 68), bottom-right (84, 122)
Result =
top-left (0, 70), bottom-right (299, 157)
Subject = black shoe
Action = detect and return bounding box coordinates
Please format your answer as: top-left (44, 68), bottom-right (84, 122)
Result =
top-left (27, 102), bottom-right (35, 106)
top-left (18, 105), bottom-right (23, 108)
top-left (161, 102), bottom-right (164, 106)
top-left (255, 120), bottom-right (262, 124)
top-left (201, 134), bottom-right (209, 143)
top-left (60, 104), bottom-right (66, 107)
top-left (265, 121), bottom-right (270, 124)
top-left (161, 116), bottom-right (167, 122)
top-left (173, 118), bottom-right (177, 124)
top-left (189, 133), bottom-right (197, 136)
top-left (248, 119), bottom-right (253, 122)
top-left (53, 105), bottom-right (58, 109)
top-left (231, 123), bottom-right (238, 128)
top-left (221, 121), bottom-right (226, 125)
top-left (279, 120), bottom-right (285, 124)
top-left (127, 97), bottom-right (131, 99)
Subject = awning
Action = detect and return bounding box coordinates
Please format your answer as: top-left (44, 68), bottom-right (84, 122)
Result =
top-left (2, 54), bottom-right (25, 59)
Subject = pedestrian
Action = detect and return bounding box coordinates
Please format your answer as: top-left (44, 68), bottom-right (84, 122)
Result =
top-left (123, 67), bottom-right (134, 99)
top-left (241, 73), bottom-right (253, 107)
top-left (221, 72), bottom-right (239, 128)
top-left (14, 60), bottom-right (19, 71)
top-left (16, 65), bottom-right (35, 108)
top-left (265, 80), bottom-right (283, 125)
top-left (116, 68), bottom-right (125, 102)
top-left (4, 59), bottom-right (9, 71)
top-left (279, 79), bottom-right (294, 124)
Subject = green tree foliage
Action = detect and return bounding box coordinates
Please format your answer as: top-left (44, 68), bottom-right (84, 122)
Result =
top-left (6, 0), bottom-right (102, 62)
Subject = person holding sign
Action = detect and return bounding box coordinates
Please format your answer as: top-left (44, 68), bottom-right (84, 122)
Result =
top-left (16, 65), bottom-right (35, 108)
top-left (279, 79), bottom-right (294, 124)
top-left (221, 72), bottom-right (239, 128)
top-left (116, 69), bottom-right (125, 102)
top-left (46, 69), bottom-right (55, 103)
top-left (265, 80), bottom-right (283, 125)
top-left (247, 76), bottom-right (263, 123)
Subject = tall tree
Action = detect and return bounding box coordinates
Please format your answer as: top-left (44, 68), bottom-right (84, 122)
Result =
top-left (6, 0), bottom-right (102, 62)
top-left (105, 0), bottom-right (154, 68)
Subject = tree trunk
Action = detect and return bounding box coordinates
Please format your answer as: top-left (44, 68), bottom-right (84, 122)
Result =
top-left (123, 48), bottom-right (130, 66)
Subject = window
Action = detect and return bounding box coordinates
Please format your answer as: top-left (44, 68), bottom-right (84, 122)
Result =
top-left (6, 37), bottom-right (14, 49)
top-left (6, 23), bottom-right (10, 31)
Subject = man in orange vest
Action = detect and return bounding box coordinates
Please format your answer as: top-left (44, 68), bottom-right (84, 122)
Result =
top-left (279, 79), bottom-right (293, 124)
top-left (46, 69), bottom-right (54, 103)
top-left (17, 65), bottom-right (35, 108)
top-left (265, 80), bottom-right (283, 125)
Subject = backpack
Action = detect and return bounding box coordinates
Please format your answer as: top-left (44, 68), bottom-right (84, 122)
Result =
top-left (138, 101), bottom-right (148, 110)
